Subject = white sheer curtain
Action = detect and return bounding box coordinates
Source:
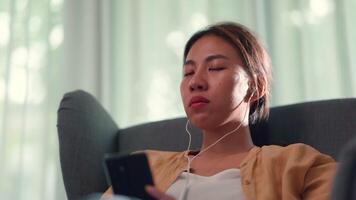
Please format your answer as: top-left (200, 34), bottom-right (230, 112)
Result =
top-left (0, 0), bottom-right (66, 199)
top-left (0, 0), bottom-right (355, 199)
top-left (106, 0), bottom-right (356, 127)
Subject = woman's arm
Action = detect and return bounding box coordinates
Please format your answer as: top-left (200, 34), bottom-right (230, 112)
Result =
top-left (302, 158), bottom-right (337, 200)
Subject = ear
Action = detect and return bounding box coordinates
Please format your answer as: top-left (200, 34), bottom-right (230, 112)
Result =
top-left (246, 82), bottom-right (266, 103)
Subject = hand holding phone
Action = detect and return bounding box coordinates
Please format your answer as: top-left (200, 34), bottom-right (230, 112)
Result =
top-left (104, 153), bottom-right (155, 200)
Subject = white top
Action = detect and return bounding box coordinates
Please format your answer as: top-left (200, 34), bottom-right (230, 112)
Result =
top-left (166, 168), bottom-right (246, 200)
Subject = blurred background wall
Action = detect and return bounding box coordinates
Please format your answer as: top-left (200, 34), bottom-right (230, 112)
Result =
top-left (0, 0), bottom-right (355, 199)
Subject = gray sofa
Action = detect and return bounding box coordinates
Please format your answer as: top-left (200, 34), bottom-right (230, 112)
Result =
top-left (57, 90), bottom-right (356, 200)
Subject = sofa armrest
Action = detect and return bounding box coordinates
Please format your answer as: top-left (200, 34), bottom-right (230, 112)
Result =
top-left (57, 90), bottom-right (119, 200)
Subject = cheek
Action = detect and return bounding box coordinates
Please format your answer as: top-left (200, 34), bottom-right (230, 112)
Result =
top-left (216, 75), bottom-right (248, 105)
top-left (180, 81), bottom-right (188, 104)
top-left (217, 78), bottom-right (236, 98)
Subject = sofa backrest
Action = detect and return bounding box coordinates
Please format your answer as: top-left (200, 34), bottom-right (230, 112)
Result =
top-left (58, 90), bottom-right (356, 199)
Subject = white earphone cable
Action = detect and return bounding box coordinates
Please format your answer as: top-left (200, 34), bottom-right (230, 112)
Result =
top-left (179, 93), bottom-right (254, 200)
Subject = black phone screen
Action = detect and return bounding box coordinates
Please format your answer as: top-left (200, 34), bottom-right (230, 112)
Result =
top-left (104, 153), bottom-right (155, 200)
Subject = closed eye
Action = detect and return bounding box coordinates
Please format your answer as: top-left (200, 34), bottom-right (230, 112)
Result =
top-left (209, 67), bottom-right (225, 71)
top-left (184, 71), bottom-right (194, 77)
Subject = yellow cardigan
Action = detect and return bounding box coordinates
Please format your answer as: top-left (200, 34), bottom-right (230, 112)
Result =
top-left (145, 143), bottom-right (336, 200)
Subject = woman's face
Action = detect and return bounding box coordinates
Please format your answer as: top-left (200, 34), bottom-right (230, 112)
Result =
top-left (180, 35), bottom-right (251, 130)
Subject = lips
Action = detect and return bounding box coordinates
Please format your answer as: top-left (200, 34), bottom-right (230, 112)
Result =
top-left (189, 96), bottom-right (210, 107)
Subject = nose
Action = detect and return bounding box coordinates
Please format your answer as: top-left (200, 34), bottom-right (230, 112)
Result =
top-left (189, 72), bottom-right (208, 92)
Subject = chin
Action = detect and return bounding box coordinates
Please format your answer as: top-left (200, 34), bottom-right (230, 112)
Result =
top-left (188, 115), bottom-right (216, 130)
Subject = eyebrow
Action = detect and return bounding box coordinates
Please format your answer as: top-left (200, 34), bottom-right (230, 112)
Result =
top-left (184, 54), bottom-right (229, 66)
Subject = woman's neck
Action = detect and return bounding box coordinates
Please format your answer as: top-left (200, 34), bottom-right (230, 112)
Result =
top-left (199, 125), bottom-right (254, 157)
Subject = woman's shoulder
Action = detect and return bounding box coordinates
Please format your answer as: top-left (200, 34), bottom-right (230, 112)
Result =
top-left (261, 142), bottom-right (319, 152)
top-left (259, 143), bottom-right (335, 164)
top-left (256, 144), bottom-right (336, 199)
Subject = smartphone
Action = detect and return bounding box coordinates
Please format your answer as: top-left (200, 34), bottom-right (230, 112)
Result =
top-left (103, 152), bottom-right (155, 200)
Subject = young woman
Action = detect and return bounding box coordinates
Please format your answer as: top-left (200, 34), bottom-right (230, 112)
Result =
top-left (104, 22), bottom-right (336, 200)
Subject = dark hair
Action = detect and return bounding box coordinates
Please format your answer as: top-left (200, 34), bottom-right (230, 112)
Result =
top-left (183, 22), bottom-right (272, 124)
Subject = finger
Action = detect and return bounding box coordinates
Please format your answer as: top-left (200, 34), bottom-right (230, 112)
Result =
top-left (145, 185), bottom-right (175, 200)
